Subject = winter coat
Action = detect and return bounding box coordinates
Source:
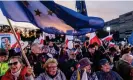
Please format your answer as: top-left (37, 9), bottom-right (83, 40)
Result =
top-left (70, 69), bottom-right (98, 80)
top-left (96, 70), bottom-right (123, 80)
top-left (0, 62), bottom-right (9, 77)
top-left (27, 53), bottom-right (46, 77)
top-left (35, 70), bottom-right (66, 80)
top-left (63, 59), bottom-right (78, 80)
top-left (1, 66), bottom-right (32, 80)
top-left (114, 60), bottom-right (133, 80)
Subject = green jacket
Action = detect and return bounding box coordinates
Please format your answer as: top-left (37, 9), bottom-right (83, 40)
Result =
top-left (0, 62), bottom-right (9, 76)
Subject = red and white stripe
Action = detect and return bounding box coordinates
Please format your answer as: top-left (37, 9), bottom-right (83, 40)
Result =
top-left (101, 34), bottom-right (113, 41)
top-left (89, 32), bottom-right (102, 46)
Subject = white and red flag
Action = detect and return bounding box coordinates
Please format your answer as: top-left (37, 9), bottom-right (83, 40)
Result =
top-left (101, 34), bottom-right (113, 41)
top-left (11, 33), bottom-right (21, 48)
top-left (39, 35), bottom-right (44, 44)
top-left (89, 32), bottom-right (102, 46)
top-left (65, 38), bottom-right (69, 48)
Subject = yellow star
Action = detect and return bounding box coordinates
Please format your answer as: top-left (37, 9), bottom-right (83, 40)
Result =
top-left (34, 9), bottom-right (41, 16)
top-left (48, 10), bottom-right (53, 16)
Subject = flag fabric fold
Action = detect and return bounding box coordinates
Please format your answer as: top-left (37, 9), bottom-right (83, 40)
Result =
top-left (76, 0), bottom-right (87, 16)
top-left (75, 0), bottom-right (96, 35)
top-left (101, 34), bottom-right (113, 41)
top-left (0, 1), bottom-right (104, 35)
top-left (89, 32), bottom-right (102, 46)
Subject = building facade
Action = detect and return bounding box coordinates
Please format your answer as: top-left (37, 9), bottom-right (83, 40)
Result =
top-left (105, 11), bottom-right (133, 38)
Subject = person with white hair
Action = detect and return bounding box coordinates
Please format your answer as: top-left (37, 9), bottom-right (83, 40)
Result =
top-left (27, 43), bottom-right (49, 77)
top-left (114, 54), bottom-right (133, 80)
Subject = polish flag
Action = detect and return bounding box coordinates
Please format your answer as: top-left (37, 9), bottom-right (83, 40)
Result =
top-left (102, 34), bottom-right (113, 41)
top-left (89, 32), bottom-right (102, 46)
top-left (109, 42), bottom-right (115, 47)
top-left (65, 38), bottom-right (69, 48)
top-left (39, 35), bottom-right (44, 44)
top-left (11, 33), bottom-right (21, 48)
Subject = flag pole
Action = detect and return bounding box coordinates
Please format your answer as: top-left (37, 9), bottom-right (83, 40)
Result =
top-left (6, 18), bottom-right (35, 77)
top-left (6, 18), bottom-right (31, 66)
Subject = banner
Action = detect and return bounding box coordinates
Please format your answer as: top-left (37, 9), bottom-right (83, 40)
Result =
top-left (0, 33), bottom-right (19, 49)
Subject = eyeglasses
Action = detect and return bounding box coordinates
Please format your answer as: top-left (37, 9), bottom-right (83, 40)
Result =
top-left (70, 54), bottom-right (76, 55)
top-left (47, 66), bottom-right (57, 69)
top-left (8, 62), bottom-right (18, 66)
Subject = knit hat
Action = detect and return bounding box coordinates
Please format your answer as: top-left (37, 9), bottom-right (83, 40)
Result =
top-left (79, 58), bottom-right (92, 68)
top-left (99, 59), bottom-right (109, 66)
top-left (0, 49), bottom-right (8, 56)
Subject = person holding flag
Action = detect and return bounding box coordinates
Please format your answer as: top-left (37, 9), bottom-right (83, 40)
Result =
top-left (1, 56), bottom-right (34, 80)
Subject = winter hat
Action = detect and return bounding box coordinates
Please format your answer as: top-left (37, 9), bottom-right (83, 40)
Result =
top-left (79, 58), bottom-right (92, 68)
top-left (99, 59), bottom-right (109, 66)
top-left (0, 49), bottom-right (8, 56)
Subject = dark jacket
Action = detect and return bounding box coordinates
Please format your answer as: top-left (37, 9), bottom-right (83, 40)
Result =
top-left (96, 70), bottom-right (123, 80)
top-left (114, 60), bottom-right (133, 80)
top-left (63, 59), bottom-right (78, 80)
top-left (27, 53), bottom-right (47, 77)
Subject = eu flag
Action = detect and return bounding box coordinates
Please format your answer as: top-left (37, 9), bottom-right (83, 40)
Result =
top-left (0, 1), bottom-right (104, 34)
top-left (76, 0), bottom-right (96, 34)
top-left (76, 0), bottom-right (87, 16)
top-left (128, 32), bottom-right (133, 45)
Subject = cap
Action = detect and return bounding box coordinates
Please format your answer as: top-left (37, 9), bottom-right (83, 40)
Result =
top-left (99, 59), bottom-right (109, 66)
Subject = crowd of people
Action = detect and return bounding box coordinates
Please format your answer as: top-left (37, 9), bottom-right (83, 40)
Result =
top-left (0, 27), bottom-right (133, 80)
top-left (0, 25), bottom-right (65, 43)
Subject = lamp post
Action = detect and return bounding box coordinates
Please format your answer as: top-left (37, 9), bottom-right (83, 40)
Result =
top-left (106, 27), bottom-right (111, 35)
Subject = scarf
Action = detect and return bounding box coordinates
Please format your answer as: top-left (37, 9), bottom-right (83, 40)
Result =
top-left (11, 68), bottom-right (22, 80)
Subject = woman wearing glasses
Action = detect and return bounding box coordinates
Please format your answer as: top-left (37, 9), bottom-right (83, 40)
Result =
top-left (35, 58), bottom-right (66, 80)
top-left (1, 56), bottom-right (33, 80)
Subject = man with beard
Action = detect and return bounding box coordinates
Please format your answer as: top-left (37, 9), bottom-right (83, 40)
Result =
top-left (27, 43), bottom-right (49, 77)
top-left (63, 49), bottom-right (78, 80)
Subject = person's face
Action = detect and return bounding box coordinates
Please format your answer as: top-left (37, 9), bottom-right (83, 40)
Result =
top-left (69, 52), bottom-right (77, 59)
top-left (2, 38), bottom-right (10, 49)
top-left (127, 58), bottom-right (133, 64)
top-left (63, 47), bottom-right (67, 53)
top-left (31, 44), bottom-right (42, 54)
top-left (49, 42), bottom-right (53, 47)
top-left (46, 63), bottom-right (58, 76)
top-left (42, 46), bottom-right (49, 53)
top-left (95, 46), bottom-right (99, 50)
top-left (8, 58), bottom-right (22, 73)
top-left (101, 63), bottom-right (111, 72)
top-left (83, 64), bottom-right (91, 73)
top-left (88, 47), bottom-right (95, 54)
top-left (0, 56), bottom-right (6, 62)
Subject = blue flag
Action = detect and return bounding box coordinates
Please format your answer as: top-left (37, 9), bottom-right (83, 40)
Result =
top-left (76, 0), bottom-right (87, 16)
top-left (128, 32), bottom-right (133, 45)
top-left (0, 1), bottom-right (104, 34)
top-left (75, 0), bottom-right (96, 34)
